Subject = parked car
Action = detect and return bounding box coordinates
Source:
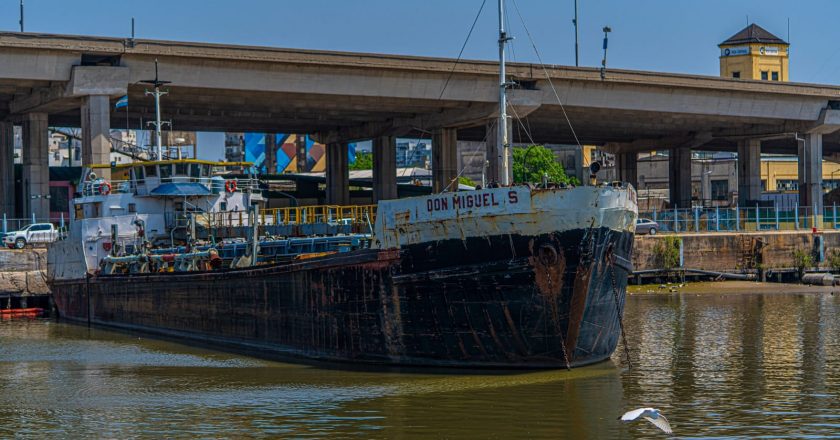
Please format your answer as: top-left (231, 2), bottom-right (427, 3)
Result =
top-left (635, 218), bottom-right (659, 235)
top-left (3, 223), bottom-right (58, 249)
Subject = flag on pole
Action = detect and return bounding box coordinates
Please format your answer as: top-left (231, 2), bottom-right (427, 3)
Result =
top-left (115, 95), bottom-right (128, 109)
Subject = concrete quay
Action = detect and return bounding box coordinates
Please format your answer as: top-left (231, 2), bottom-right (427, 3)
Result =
top-left (0, 248), bottom-right (50, 309)
top-left (633, 230), bottom-right (840, 281)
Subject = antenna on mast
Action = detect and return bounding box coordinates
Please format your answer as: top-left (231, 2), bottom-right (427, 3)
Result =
top-left (600, 26), bottom-right (611, 80)
top-left (127, 17), bottom-right (136, 48)
top-left (573, 0), bottom-right (579, 67)
top-left (140, 59), bottom-right (172, 160)
top-left (19, 0), bottom-right (24, 32)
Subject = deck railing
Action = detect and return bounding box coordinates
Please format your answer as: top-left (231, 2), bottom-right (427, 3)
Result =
top-left (193, 204), bottom-right (378, 228)
top-left (80, 177), bottom-right (260, 197)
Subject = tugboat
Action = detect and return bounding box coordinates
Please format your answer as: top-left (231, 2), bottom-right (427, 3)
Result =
top-left (47, 1), bottom-right (637, 368)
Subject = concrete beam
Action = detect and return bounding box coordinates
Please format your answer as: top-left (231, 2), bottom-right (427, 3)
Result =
top-left (798, 133), bottom-right (823, 211)
top-left (669, 147), bottom-right (692, 208)
top-left (22, 113), bottom-right (50, 220)
top-left (65, 66), bottom-right (129, 97)
top-left (616, 152), bottom-right (638, 187)
top-left (737, 139), bottom-right (762, 207)
top-left (313, 121), bottom-right (411, 145)
top-left (10, 66), bottom-right (128, 115)
top-left (397, 91), bottom-right (541, 130)
top-left (9, 83), bottom-right (73, 115)
top-left (604, 132), bottom-right (713, 154)
top-left (325, 142), bottom-right (350, 206)
top-left (0, 122), bottom-right (14, 217)
top-left (81, 95), bottom-right (112, 180)
top-left (807, 108), bottom-right (840, 135)
top-left (303, 92), bottom-right (540, 145)
top-left (432, 128), bottom-right (458, 192)
top-left (372, 135), bottom-right (397, 202)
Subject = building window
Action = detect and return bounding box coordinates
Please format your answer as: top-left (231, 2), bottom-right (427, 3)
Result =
top-left (823, 180), bottom-right (840, 191)
top-left (761, 180), bottom-right (767, 191)
top-left (159, 164), bottom-right (172, 182)
top-left (732, 71), bottom-right (740, 79)
top-left (771, 71), bottom-right (779, 81)
top-left (128, 203), bottom-right (137, 213)
top-left (777, 180), bottom-right (798, 191)
top-left (761, 71), bottom-right (769, 81)
top-left (711, 180), bottom-right (729, 200)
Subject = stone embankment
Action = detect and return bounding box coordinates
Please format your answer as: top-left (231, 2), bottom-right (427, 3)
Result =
top-left (633, 230), bottom-right (840, 281)
top-left (0, 249), bottom-right (50, 297)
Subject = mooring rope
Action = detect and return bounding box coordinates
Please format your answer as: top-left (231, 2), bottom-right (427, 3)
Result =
top-left (608, 251), bottom-right (633, 370)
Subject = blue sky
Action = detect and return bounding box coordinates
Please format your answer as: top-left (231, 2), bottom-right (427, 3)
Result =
top-left (2, 1), bottom-right (838, 84)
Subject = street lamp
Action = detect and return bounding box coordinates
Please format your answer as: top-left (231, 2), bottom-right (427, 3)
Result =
top-left (600, 26), bottom-right (611, 80)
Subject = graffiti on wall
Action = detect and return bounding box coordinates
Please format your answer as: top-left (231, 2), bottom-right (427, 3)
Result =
top-left (243, 133), bottom-right (357, 174)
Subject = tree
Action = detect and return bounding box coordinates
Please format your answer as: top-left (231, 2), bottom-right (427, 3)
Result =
top-left (458, 176), bottom-right (477, 187)
top-left (350, 151), bottom-right (373, 170)
top-left (512, 145), bottom-right (576, 185)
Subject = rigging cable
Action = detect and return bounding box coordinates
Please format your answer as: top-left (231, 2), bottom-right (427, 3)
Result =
top-left (404, 0), bottom-right (487, 191)
top-left (438, 0), bottom-right (488, 100)
top-left (510, 0), bottom-right (582, 149)
top-left (434, 0), bottom-right (489, 192)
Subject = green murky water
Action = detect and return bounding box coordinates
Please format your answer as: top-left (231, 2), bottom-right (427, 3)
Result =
top-left (1, 291), bottom-right (838, 438)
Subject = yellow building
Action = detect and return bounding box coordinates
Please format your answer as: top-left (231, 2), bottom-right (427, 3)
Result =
top-left (719, 24), bottom-right (789, 81)
top-left (760, 157), bottom-right (840, 193)
top-left (717, 25), bottom-right (840, 197)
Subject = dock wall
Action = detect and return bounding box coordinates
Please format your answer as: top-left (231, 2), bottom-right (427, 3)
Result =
top-left (0, 249), bottom-right (50, 304)
top-left (633, 231), bottom-right (839, 273)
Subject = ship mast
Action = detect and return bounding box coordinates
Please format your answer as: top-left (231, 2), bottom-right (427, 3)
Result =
top-left (141, 59), bottom-right (171, 160)
top-left (498, 0), bottom-right (511, 185)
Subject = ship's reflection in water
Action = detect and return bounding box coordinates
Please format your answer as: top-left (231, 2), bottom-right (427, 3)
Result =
top-left (0, 291), bottom-right (838, 438)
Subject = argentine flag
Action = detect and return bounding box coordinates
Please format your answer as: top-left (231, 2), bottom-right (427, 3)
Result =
top-left (115, 95), bottom-right (128, 109)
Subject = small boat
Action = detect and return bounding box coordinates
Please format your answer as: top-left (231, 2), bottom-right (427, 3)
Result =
top-left (0, 307), bottom-right (44, 319)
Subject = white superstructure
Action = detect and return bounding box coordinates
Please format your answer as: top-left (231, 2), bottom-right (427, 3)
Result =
top-left (48, 159), bottom-right (258, 280)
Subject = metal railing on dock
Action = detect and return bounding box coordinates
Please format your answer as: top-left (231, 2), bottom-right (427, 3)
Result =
top-left (641, 204), bottom-right (840, 233)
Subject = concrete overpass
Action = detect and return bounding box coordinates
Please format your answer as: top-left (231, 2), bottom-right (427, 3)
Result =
top-left (3, 31), bottom-right (840, 218)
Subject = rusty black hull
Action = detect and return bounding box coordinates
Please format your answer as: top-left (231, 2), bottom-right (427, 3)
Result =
top-left (49, 227), bottom-right (634, 369)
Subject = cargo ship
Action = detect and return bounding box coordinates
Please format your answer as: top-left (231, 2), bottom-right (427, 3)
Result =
top-left (46, 0), bottom-right (638, 369)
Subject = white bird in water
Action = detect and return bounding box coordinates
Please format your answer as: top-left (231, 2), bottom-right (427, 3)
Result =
top-left (620, 408), bottom-right (673, 434)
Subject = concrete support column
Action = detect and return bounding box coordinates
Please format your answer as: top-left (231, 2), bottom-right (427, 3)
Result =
top-left (485, 118), bottom-right (512, 186)
top-left (22, 113), bottom-right (50, 220)
top-left (737, 139), bottom-right (762, 207)
top-left (296, 135), bottom-right (307, 172)
top-left (81, 95), bottom-right (111, 181)
top-left (798, 133), bottom-right (823, 211)
top-left (264, 133), bottom-right (276, 174)
top-left (616, 152), bottom-right (638, 187)
top-left (325, 142), bottom-right (350, 205)
top-left (669, 147), bottom-right (692, 208)
top-left (372, 135), bottom-right (397, 202)
top-left (432, 128), bottom-right (458, 192)
top-left (0, 122), bottom-right (15, 217)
